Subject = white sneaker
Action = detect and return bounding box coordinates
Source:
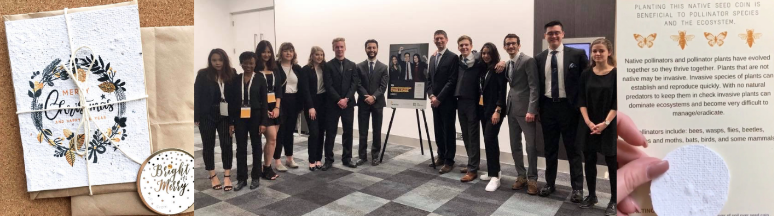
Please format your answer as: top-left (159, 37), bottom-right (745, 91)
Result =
top-left (480, 171), bottom-right (500, 181)
top-left (485, 177), bottom-right (500, 192)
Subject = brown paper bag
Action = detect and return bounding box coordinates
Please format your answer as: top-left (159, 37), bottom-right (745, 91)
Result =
top-left (70, 26), bottom-right (194, 215)
top-left (4, 0), bottom-right (156, 200)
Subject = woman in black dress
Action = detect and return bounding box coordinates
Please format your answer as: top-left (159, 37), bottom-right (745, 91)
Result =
top-left (273, 42), bottom-right (309, 171)
top-left (577, 38), bottom-right (617, 215)
top-left (194, 48), bottom-right (236, 191)
top-left (303, 46), bottom-right (327, 171)
top-left (255, 40), bottom-right (282, 180)
top-left (412, 53), bottom-right (428, 82)
top-left (477, 43), bottom-right (507, 192)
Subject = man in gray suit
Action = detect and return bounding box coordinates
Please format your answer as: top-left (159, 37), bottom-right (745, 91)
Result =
top-left (503, 34), bottom-right (540, 195)
top-left (356, 39), bottom-right (389, 166)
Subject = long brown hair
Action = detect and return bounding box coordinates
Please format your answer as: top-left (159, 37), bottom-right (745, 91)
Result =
top-left (204, 48), bottom-right (234, 82)
top-left (255, 40), bottom-right (277, 72)
top-left (480, 42), bottom-right (500, 71)
top-left (589, 38), bottom-right (616, 68)
top-left (307, 46), bottom-right (326, 67)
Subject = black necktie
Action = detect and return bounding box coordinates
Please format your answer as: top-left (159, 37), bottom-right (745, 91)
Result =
top-left (339, 60), bottom-right (344, 72)
top-left (369, 62), bottom-right (374, 75)
top-left (550, 51), bottom-right (559, 99)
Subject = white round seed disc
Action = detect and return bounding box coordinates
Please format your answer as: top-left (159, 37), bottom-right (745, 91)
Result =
top-left (651, 144), bottom-right (729, 216)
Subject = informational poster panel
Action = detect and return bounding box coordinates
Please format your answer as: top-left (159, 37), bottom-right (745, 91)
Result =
top-left (387, 43), bottom-right (429, 109)
top-left (617, 0), bottom-right (774, 215)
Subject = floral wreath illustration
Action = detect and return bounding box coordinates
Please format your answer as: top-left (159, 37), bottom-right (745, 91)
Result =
top-left (29, 54), bottom-right (129, 166)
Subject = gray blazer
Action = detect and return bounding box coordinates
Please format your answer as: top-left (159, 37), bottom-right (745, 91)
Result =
top-left (356, 60), bottom-right (389, 108)
top-left (506, 52), bottom-right (539, 117)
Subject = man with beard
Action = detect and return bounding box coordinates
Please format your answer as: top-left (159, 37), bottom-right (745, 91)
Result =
top-left (355, 39), bottom-right (388, 166)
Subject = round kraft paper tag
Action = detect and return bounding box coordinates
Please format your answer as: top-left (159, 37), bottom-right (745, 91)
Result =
top-left (137, 148), bottom-right (194, 215)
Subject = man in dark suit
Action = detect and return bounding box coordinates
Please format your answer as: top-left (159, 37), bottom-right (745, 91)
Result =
top-left (356, 39), bottom-right (388, 166)
top-left (397, 47), bottom-right (414, 81)
top-left (535, 20), bottom-right (588, 202)
top-left (322, 37), bottom-right (360, 170)
top-left (454, 35), bottom-right (483, 181)
top-left (502, 34), bottom-right (540, 195)
top-left (426, 30), bottom-right (459, 173)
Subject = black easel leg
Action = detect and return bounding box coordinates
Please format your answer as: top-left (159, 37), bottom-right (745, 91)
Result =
top-left (415, 109), bottom-right (424, 155)
top-left (379, 108), bottom-right (397, 163)
top-left (421, 110), bottom-right (436, 169)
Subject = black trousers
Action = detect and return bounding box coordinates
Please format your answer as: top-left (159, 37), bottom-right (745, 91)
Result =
top-left (200, 114), bottom-right (232, 171)
top-left (482, 110), bottom-right (504, 177)
top-left (357, 104), bottom-right (383, 161)
top-left (457, 99), bottom-right (480, 172)
top-left (325, 101), bottom-right (355, 164)
top-left (432, 101), bottom-right (457, 166)
top-left (234, 117), bottom-right (262, 182)
top-left (305, 93), bottom-right (327, 163)
top-left (540, 97), bottom-right (584, 190)
top-left (585, 149), bottom-right (617, 200)
top-left (275, 93), bottom-right (301, 159)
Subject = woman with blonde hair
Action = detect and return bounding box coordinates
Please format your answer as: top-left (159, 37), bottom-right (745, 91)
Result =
top-left (302, 46), bottom-right (327, 171)
top-left (576, 38), bottom-right (617, 215)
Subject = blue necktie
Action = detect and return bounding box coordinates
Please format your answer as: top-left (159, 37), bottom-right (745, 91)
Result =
top-left (369, 62), bottom-right (374, 75)
top-left (435, 52), bottom-right (441, 68)
top-left (550, 51), bottom-right (559, 99)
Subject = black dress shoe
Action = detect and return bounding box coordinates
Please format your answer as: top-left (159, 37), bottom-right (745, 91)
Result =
top-left (579, 196), bottom-right (598, 208)
top-left (321, 162), bottom-right (333, 171)
top-left (233, 181), bottom-right (248, 191)
top-left (249, 180), bottom-right (260, 190)
top-left (538, 185), bottom-right (555, 197)
top-left (371, 159), bottom-right (380, 166)
top-left (355, 159), bottom-right (367, 166)
top-left (309, 165), bottom-right (317, 171)
top-left (605, 202), bottom-right (616, 215)
top-left (343, 161), bottom-right (358, 168)
top-left (570, 190), bottom-right (584, 203)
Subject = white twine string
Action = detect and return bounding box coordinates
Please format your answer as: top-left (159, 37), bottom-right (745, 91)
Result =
top-left (14, 8), bottom-right (148, 195)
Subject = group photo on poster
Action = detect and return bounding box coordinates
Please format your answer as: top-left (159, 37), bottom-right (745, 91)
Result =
top-left (388, 43), bottom-right (429, 109)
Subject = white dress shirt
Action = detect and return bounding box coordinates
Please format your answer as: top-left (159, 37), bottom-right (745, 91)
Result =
top-left (544, 44), bottom-right (566, 98)
top-left (283, 65), bottom-right (298, 94)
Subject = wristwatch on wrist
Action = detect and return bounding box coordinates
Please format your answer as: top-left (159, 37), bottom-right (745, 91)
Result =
top-left (495, 109), bottom-right (501, 114)
top-left (604, 120), bottom-right (610, 125)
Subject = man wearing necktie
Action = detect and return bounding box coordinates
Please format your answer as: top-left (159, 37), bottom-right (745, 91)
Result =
top-left (397, 47), bottom-right (413, 81)
top-left (452, 35), bottom-right (484, 181)
top-left (322, 37), bottom-right (360, 170)
top-left (500, 34), bottom-right (540, 195)
top-left (535, 21), bottom-right (589, 202)
top-left (425, 30), bottom-right (459, 174)
top-left (355, 39), bottom-right (388, 167)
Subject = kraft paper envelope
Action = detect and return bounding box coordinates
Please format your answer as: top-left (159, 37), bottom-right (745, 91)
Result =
top-left (70, 26), bottom-right (194, 215)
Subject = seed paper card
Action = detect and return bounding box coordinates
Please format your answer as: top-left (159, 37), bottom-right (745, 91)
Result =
top-left (5, 4), bottom-right (151, 192)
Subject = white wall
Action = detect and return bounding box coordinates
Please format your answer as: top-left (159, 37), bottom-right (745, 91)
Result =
top-left (275, 0), bottom-right (535, 153)
top-left (194, 0), bottom-right (275, 72)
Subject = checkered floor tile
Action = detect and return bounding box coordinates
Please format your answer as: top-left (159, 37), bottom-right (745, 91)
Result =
top-left (194, 129), bottom-right (611, 216)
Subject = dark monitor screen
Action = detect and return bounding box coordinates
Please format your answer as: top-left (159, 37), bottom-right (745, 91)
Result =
top-left (565, 43), bottom-right (590, 60)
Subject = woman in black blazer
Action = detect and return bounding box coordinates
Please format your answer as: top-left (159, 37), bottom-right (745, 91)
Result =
top-left (255, 40), bottom-right (282, 180)
top-left (389, 55), bottom-right (401, 84)
top-left (225, 51), bottom-right (268, 191)
top-left (412, 53), bottom-right (428, 82)
top-left (194, 48), bottom-right (236, 191)
top-left (303, 46), bottom-right (328, 171)
top-left (477, 43), bottom-right (508, 192)
top-left (273, 42), bottom-right (311, 172)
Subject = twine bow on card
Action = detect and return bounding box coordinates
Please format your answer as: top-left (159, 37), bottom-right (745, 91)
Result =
top-left (15, 8), bottom-right (148, 195)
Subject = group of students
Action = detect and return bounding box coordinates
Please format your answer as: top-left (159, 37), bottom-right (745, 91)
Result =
top-left (195, 19), bottom-right (616, 215)
top-left (195, 37), bottom-right (389, 192)
top-left (423, 20), bottom-right (616, 215)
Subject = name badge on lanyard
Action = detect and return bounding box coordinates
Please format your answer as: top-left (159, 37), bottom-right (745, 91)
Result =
top-left (241, 74), bottom-right (254, 118)
top-left (479, 70), bottom-right (489, 106)
top-left (264, 72), bottom-right (277, 103)
top-left (218, 80), bottom-right (228, 116)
